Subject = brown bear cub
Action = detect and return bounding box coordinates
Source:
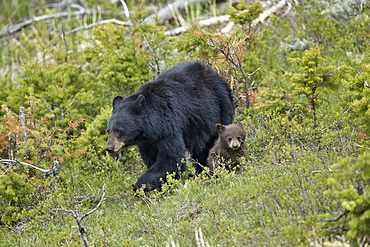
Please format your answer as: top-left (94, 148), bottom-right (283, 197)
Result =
top-left (207, 122), bottom-right (246, 172)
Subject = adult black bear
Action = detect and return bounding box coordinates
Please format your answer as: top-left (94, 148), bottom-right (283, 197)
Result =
top-left (206, 122), bottom-right (246, 172)
top-left (106, 62), bottom-right (235, 191)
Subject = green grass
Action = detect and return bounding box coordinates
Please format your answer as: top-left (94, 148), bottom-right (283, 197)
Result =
top-left (0, 126), bottom-right (347, 246)
top-left (0, 0), bottom-right (369, 246)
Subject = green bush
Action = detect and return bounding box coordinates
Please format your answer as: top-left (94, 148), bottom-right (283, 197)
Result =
top-left (1, 0), bottom-right (370, 246)
top-left (351, 64), bottom-right (370, 135)
top-left (324, 151), bottom-right (370, 242)
top-left (83, 24), bottom-right (152, 97)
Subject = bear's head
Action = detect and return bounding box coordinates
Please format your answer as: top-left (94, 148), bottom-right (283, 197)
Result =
top-left (216, 122), bottom-right (246, 151)
top-left (106, 95), bottom-right (146, 153)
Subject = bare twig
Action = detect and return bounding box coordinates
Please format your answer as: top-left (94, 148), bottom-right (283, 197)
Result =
top-left (59, 0), bottom-right (69, 62)
top-left (326, 225), bottom-right (350, 231)
top-left (19, 107), bottom-right (29, 158)
top-left (19, 107), bottom-right (27, 143)
top-left (364, 81), bottom-right (370, 88)
top-left (59, 185), bottom-right (106, 247)
top-left (252, 0), bottom-right (288, 26)
top-left (325, 210), bottom-right (350, 234)
top-left (138, 28), bottom-right (161, 74)
top-left (195, 228), bottom-right (210, 247)
top-left (1, 0), bottom-right (290, 37)
top-left (248, 68), bottom-right (260, 77)
top-left (325, 210), bottom-right (349, 222)
top-left (164, 15), bottom-right (230, 36)
top-left (0, 158), bottom-right (59, 179)
top-left (215, 35), bottom-right (260, 108)
top-left (355, 170), bottom-right (366, 195)
top-left (164, 0), bottom-right (290, 36)
top-left (144, 0), bottom-right (213, 25)
top-left (119, 0), bottom-right (130, 19)
top-left (7, 133), bottom-right (13, 159)
top-left (1, 159), bottom-right (50, 173)
top-left (79, 188), bottom-right (106, 221)
top-left (0, 4), bottom-right (87, 36)
top-left (65, 19), bottom-right (131, 35)
top-left (353, 142), bottom-right (370, 150)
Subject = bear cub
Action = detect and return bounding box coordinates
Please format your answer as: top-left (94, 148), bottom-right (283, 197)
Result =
top-left (207, 122), bottom-right (246, 172)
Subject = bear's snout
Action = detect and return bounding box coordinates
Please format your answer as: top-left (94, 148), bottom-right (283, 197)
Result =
top-left (230, 141), bottom-right (240, 150)
top-left (106, 135), bottom-right (126, 153)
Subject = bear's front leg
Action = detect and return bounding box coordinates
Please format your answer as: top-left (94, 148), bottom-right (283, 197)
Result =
top-left (134, 138), bottom-right (185, 192)
top-left (138, 143), bottom-right (158, 168)
top-left (134, 159), bottom-right (183, 192)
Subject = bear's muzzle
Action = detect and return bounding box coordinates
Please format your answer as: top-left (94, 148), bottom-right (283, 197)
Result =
top-left (106, 136), bottom-right (125, 153)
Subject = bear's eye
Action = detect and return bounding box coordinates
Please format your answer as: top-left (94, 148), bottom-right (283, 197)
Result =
top-left (114, 128), bottom-right (123, 134)
top-left (228, 137), bottom-right (232, 142)
top-left (237, 136), bottom-right (241, 141)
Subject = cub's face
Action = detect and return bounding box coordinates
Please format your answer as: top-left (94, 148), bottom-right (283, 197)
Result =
top-left (106, 95), bottom-right (145, 153)
top-left (217, 122), bottom-right (246, 151)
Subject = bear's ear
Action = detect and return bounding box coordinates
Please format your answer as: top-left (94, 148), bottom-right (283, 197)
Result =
top-left (132, 94), bottom-right (145, 113)
top-left (216, 123), bottom-right (225, 134)
top-left (113, 96), bottom-right (123, 108)
top-left (236, 121), bottom-right (244, 128)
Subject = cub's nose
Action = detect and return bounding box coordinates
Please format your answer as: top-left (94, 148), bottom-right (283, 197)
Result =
top-left (106, 146), bottom-right (114, 153)
top-left (232, 144), bottom-right (239, 149)
top-left (230, 142), bottom-right (240, 150)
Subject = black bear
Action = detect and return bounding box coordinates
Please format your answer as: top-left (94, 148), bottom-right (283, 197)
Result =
top-left (206, 122), bottom-right (246, 172)
top-left (106, 62), bottom-right (235, 191)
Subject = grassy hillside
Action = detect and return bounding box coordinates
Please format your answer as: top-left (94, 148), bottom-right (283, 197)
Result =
top-left (0, 0), bottom-right (369, 246)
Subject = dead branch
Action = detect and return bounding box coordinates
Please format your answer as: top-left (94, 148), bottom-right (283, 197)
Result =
top-left (252, 0), bottom-right (289, 26)
top-left (65, 19), bottom-right (131, 35)
top-left (211, 32), bottom-right (261, 108)
top-left (165, 0), bottom-right (290, 36)
top-left (325, 210), bottom-right (350, 234)
top-left (19, 107), bottom-right (27, 143)
top-left (249, 68), bottom-right (261, 77)
top-left (119, 0), bottom-right (130, 19)
top-left (1, 0), bottom-right (290, 38)
top-left (1, 159), bottom-right (49, 173)
top-left (59, 0), bottom-right (69, 62)
top-left (165, 15), bottom-right (230, 36)
top-left (0, 158), bottom-right (59, 179)
top-left (19, 107), bottom-right (30, 159)
top-left (0, 4), bottom-right (87, 37)
top-left (59, 185), bottom-right (106, 247)
top-left (195, 228), bottom-right (210, 247)
top-left (144, 0), bottom-right (214, 25)
top-left (326, 225), bottom-right (350, 232)
top-left (325, 210), bottom-right (349, 222)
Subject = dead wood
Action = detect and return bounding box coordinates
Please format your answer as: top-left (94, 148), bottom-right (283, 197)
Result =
top-left (0, 4), bottom-right (87, 37)
top-left (165, 0), bottom-right (290, 36)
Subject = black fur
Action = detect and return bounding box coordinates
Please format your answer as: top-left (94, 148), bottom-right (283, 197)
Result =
top-left (106, 62), bottom-right (235, 191)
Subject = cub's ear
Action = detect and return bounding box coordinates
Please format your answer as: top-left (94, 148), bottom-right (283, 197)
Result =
top-left (236, 121), bottom-right (244, 128)
top-left (133, 94), bottom-right (145, 113)
top-left (113, 96), bottom-right (124, 108)
top-left (216, 123), bottom-right (225, 134)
